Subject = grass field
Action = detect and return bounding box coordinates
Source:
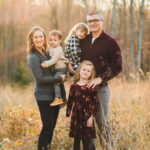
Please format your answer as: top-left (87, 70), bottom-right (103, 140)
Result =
top-left (0, 78), bottom-right (150, 150)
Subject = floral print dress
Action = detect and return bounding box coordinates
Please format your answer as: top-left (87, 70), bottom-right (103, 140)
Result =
top-left (66, 83), bottom-right (98, 138)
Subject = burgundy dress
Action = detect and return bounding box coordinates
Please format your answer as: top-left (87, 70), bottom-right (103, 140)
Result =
top-left (66, 83), bottom-right (98, 139)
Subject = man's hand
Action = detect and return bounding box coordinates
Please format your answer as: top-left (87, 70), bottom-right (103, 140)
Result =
top-left (87, 77), bottom-right (102, 88)
top-left (41, 63), bottom-right (46, 68)
top-left (67, 63), bottom-right (75, 74)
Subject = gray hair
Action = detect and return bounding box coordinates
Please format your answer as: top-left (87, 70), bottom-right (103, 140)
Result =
top-left (87, 10), bottom-right (103, 20)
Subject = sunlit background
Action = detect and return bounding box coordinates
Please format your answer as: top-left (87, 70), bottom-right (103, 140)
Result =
top-left (0, 1), bottom-right (150, 150)
top-left (0, 0), bottom-right (150, 84)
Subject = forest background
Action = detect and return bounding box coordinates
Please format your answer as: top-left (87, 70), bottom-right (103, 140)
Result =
top-left (0, 0), bottom-right (150, 150)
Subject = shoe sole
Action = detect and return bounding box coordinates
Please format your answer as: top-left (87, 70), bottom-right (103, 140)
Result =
top-left (50, 102), bottom-right (63, 106)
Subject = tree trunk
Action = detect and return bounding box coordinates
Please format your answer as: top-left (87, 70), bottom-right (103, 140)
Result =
top-left (3, 0), bottom-right (9, 79)
top-left (47, 0), bottom-right (59, 29)
top-left (122, 0), bottom-right (127, 51)
top-left (105, 9), bottom-right (111, 33)
top-left (129, 0), bottom-right (135, 74)
top-left (137, 0), bottom-right (145, 77)
top-left (110, 0), bottom-right (117, 37)
top-left (83, 0), bottom-right (88, 18)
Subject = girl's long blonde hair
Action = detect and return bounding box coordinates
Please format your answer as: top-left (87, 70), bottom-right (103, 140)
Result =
top-left (73, 61), bottom-right (95, 83)
top-left (27, 26), bottom-right (47, 55)
top-left (64, 23), bottom-right (89, 43)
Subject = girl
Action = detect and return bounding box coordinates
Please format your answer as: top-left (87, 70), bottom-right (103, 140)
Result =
top-left (65, 23), bottom-right (89, 75)
top-left (66, 61), bottom-right (98, 150)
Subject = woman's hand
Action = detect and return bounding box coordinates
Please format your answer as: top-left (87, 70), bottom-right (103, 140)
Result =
top-left (66, 117), bottom-right (70, 127)
top-left (87, 116), bottom-right (93, 127)
top-left (41, 62), bottom-right (46, 68)
top-left (59, 74), bottom-right (67, 83)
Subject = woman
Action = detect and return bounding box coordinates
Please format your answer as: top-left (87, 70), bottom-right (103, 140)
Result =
top-left (27, 26), bottom-right (66, 150)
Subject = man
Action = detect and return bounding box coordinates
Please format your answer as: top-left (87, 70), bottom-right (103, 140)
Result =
top-left (80, 11), bottom-right (122, 149)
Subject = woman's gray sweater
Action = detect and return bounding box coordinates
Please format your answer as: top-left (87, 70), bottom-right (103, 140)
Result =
top-left (27, 49), bottom-right (64, 101)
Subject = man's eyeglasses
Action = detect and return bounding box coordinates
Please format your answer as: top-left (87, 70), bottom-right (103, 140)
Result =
top-left (87, 19), bottom-right (101, 24)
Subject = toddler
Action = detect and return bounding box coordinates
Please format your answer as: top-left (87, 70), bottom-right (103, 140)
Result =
top-left (41, 30), bottom-right (69, 106)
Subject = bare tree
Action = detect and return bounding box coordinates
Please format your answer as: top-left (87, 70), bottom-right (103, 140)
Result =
top-left (47, 0), bottom-right (59, 29)
top-left (2, 0), bottom-right (9, 79)
top-left (137, 0), bottom-right (145, 77)
top-left (129, 0), bottom-right (135, 73)
top-left (122, 0), bottom-right (127, 51)
top-left (110, 0), bottom-right (117, 37)
top-left (105, 9), bottom-right (111, 33)
top-left (83, 0), bottom-right (88, 17)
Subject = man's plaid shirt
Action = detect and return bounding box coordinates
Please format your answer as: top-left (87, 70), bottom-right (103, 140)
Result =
top-left (65, 35), bottom-right (81, 71)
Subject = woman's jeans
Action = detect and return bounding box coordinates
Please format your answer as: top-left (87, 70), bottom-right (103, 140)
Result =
top-left (37, 101), bottom-right (60, 150)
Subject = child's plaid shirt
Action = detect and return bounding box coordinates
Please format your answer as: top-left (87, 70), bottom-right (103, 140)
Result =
top-left (65, 35), bottom-right (81, 71)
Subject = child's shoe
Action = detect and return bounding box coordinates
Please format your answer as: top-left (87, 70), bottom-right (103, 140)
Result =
top-left (60, 100), bottom-right (67, 109)
top-left (50, 98), bottom-right (63, 106)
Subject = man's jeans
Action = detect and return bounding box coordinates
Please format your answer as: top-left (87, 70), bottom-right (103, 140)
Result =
top-left (96, 85), bottom-right (113, 150)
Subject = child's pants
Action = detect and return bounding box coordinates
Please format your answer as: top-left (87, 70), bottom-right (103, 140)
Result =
top-left (54, 67), bottom-right (67, 101)
top-left (73, 136), bottom-right (96, 150)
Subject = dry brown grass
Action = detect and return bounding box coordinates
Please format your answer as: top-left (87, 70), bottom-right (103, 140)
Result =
top-left (109, 78), bottom-right (150, 150)
top-left (0, 78), bottom-right (150, 150)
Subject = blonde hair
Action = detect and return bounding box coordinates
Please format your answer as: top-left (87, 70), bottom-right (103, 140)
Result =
top-left (27, 26), bottom-right (47, 55)
top-left (73, 61), bottom-right (95, 83)
top-left (49, 30), bottom-right (62, 40)
top-left (65, 23), bottom-right (89, 43)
